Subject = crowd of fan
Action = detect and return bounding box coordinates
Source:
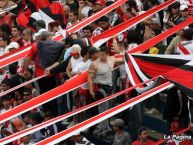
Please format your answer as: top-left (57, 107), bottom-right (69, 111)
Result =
top-left (0, 0), bottom-right (192, 145)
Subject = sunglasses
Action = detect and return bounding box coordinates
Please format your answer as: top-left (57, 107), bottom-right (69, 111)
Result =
top-left (23, 93), bottom-right (30, 96)
top-left (171, 6), bottom-right (178, 9)
top-left (181, 9), bottom-right (188, 12)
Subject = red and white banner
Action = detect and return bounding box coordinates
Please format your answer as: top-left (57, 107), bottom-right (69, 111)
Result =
top-left (91, 0), bottom-right (176, 48)
top-left (0, 77), bottom-right (157, 145)
top-left (36, 82), bottom-right (173, 145)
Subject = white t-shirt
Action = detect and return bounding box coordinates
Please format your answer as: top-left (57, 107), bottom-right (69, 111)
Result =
top-left (74, 59), bottom-right (92, 89)
top-left (70, 57), bottom-right (83, 74)
top-left (81, 6), bottom-right (92, 18)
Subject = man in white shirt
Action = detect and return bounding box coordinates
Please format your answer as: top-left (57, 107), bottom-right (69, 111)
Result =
top-left (176, 28), bottom-right (193, 54)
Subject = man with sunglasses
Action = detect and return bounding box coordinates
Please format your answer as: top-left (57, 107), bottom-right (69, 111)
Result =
top-left (176, 5), bottom-right (190, 24)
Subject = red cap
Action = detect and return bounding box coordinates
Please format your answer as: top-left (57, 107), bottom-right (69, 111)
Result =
top-left (96, 0), bottom-right (106, 6)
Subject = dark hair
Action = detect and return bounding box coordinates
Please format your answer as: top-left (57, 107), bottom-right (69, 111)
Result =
top-left (88, 47), bottom-right (98, 57)
top-left (12, 25), bottom-right (22, 32)
top-left (98, 16), bottom-right (109, 23)
top-left (137, 127), bottom-right (147, 135)
top-left (69, 10), bottom-right (78, 17)
top-left (100, 46), bottom-right (109, 53)
top-left (106, 1), bottom-right (114, 7)
top-left (183, 28), bottom-right (193, 41)
top-left (0, 34), bottom-right (10, 44)
top-left (1, 95), bottom-right (11, 101)
top-left (170, 1), bottom-right (180, 9)
top-left (127, 30), bottom-right (140, 44)
top-left (87, 0), bottom-right (96, 4)
top-left (153, 29), bottom-right (162, 36)
top-left (81, 45), bottom-right (89, 57)
top-left (9, 63), bottom-right (18, 75)
top-left (23, 88), bottom-right (32, 95)
top-left (29, 112), bottom-right (43, 123)
top-left (45, 111), bottom-right (55, 118)
top-left (83, 26), bottom-right (93, 32)
top-left (1, 78), bottom-right (12, 86)
top-left (126, 0), bottom-right (138, 12)
top-left (0, 24), bottom-right (11, 36)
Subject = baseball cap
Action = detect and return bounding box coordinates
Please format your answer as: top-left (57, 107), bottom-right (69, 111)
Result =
top-left (110, 118), bottom-right (125, 127)
top-left (33, 29), bottom-right (54, 40)
top-left (180, 5), bottom-right (188, 11)
top-left (151, 18), bottom-right (161, 26)
top-left (96, 0), bottom-right (105, 6)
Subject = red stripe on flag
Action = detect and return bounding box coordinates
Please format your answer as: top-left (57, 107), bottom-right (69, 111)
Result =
top-left (178, 43), bottom-right (191, 54)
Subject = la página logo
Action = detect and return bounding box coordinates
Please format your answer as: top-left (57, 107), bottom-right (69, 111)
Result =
top-left (164, 134), bottom-right (193, 145)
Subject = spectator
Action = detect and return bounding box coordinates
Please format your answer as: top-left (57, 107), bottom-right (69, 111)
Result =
top-left (48, 22), bottom-right (60, 34)
top-left (132, 127), bottom-right (154, 145)
top-left (11, 25), bottom-right (24, 47)
top-left (66, 44), bottom-right (83, 78)
top-left (21, 135), bottom-right (35, 145)
top-left (0, 95), bottom-right (12, 114)
top-left (82, 26), bottom-right (92, 38)
top-left (23, 88), bottom-right (33, 102)
top-left (176, 28), bottom-right (193, 54)
top-left (11, 118), bottom-right (26, 145)
top-left (22, 29), bottom-right (33, 46)
top-left (1, 78), bottom-right (12, 92)
top-left (88, 47), bottom-right (123, 132)
top-left (29, 112), bottom-right (43, 143)
top-left (111, 118), bottom-right (132, 145)
top-left (24, 29), bottom-right (59, 116)
top-left (0, 34), bottom-right (10, 56)
top-left (176, 5), bottom-right (189, 24)
top-left (90, 20), bottom-right (102, 36)
top-left (41, 111), bottom-right (65, 139)
top-left (78, 0), bottom-right (92, 18)
top-left (67, 11), bottom-right (79, 28)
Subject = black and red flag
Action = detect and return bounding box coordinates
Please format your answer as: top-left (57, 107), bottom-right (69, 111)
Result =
top-left (124, 53), bottom-right (193, 97)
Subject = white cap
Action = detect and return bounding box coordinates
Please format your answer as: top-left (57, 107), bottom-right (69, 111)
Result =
top-left (151, 18), bottom-right (161, 26)
top-left (33, 28), bottom-right (47, 40)
top-left (180, 5), bottom-right (188, 11)
top-left (6, 42), bottom-right (19, 50)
